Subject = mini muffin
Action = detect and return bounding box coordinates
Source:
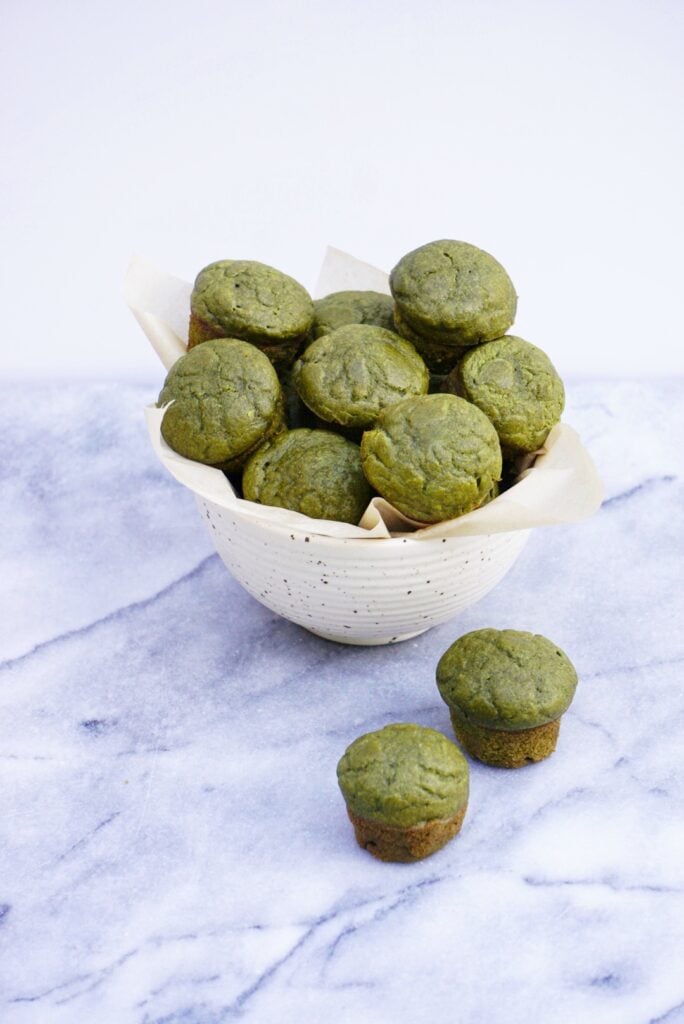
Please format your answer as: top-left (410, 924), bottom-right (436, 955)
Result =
top-left (443, 336), bottom-right (565, 454)
top-left (242, 428), bottom-right (372, 525)
top-left (292, 324), bottom-right (429, 434)
top-left (313, 290), bottom-right (395, 337)
top-left (336, 723), bottom-right (469, 862)
top-left (158, 338), bottom-right (284, 472)
top-left (188, 259), bottom-right (314, 370)
top-left (436, 629), bottom-right (578, 768)
top-left (360, 393), bottom-right (502, 523)
top-left (390, 240), bottom-right (517, 368)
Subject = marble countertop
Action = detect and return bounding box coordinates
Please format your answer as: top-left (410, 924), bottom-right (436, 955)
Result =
top-left (1, 379), bottom-right (682, 1024)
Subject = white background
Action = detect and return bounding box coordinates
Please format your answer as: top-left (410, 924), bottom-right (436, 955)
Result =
top-left (2, 0), bottom-right (682, 379)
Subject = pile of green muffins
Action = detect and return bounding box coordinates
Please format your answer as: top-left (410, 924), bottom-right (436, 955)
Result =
top-left (158, 240), bottom-right (566, 526)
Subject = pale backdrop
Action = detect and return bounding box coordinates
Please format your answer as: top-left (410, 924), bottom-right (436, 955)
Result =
top-left (2, 0), bottom-right (682, 378)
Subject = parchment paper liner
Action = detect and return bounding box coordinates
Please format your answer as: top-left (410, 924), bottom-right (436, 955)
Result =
top-left (127, 249), bottom-right (603, 541)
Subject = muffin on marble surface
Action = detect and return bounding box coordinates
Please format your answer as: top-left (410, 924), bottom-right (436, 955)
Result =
top-left (313, 290), bottom-right (395, 338)
top-left (390, 239), bottom-right (517, 370)
top-left (242, 428), bottom-right (372, 525)
top-left (336, 723), bottom-right (469, 862)
top-left (443, 335), bottom-right (565, 454)
top-left (436, 628), bottom-right (578, 768)
top-left (360, 393), bottom-right (502, 523)
top-left (292, 324), bottom-right (429, 434)
top-left (188, 259), bottom-right (314, 370)
top-left (158, 338), bottom-right (284, 472)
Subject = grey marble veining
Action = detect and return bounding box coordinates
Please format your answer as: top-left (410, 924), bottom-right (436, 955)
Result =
top-left (1, 380), bottom-right (683, 1024)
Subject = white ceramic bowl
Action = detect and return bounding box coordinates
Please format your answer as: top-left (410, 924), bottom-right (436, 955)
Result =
top-left (196, 494), bottom-right (531, 645)
top-left (129, 255), bottom-right (602, 647)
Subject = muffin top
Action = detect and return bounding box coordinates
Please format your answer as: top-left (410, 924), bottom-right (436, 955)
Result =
top-left (448, 335), bottom-right (565, 453)
top-left (436, 628), bottom-right (578, 731)
top-left (158, 338), bottom-right (282, 466)
top-left (337, 723), bottom-right (469, 827)
top-left (313, 290), bottom-right (395, 338)
top-left (242, 428), bottom-right (372, 525)
top-left (191, 259), bottom-right (314, 343)
top-left (390, 239), bottom-right (517, 346)
top-left (360, 392), bottom-right (502, 523)
top-left (293, 324), bottom-right (429, 430)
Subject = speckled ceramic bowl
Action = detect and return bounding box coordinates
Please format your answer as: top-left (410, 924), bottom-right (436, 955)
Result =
top-left (129, 254), bottom-right (602, 647)
top-left (195, 495), bottom-right (530, 645)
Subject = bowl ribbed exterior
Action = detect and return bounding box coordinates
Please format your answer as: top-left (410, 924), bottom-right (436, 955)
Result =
top-left (197, 496), bottom-right (531, 645)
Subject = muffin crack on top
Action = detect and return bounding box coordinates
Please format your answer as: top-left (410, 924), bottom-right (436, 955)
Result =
top-left (292, 323), bottom-right (429, 431)
top-left (193, 261), bottom-right (312, 337)
top-left (437, 629), bottom-right (578, 730)
top-left (390, 239), bottom-right (517, 344)
top-left (361, 392), bottom-right (502, 522)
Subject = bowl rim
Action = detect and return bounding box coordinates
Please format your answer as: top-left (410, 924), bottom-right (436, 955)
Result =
top-left (196, 491), bottom-right (535, 551)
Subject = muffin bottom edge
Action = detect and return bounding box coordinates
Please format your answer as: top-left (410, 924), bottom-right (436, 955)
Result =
top-left (347, 803), bottom-right (467, 862)
top-left (449, 710), bottom-right (560, 768)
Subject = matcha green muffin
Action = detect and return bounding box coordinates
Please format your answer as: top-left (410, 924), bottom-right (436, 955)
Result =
top-left (390, 240), bottom-right (517, 370)
top-left (436, 629), bottom-right (578, 768)
top-left (337, 723), bottom-right (469, 862)
top-left (292, 324), bottom-right (429, 433)
top-left (242, 428), bottom-right (372, 524)
top-left (313, 290), bottom-right (395, 337)
top-left (188, 259), bottom-right (314, 370)
top-left (443, 336), bottom-right (565, 454)
top-left (158, 338), bottom-right (284, 472)
top-left (360, 393), bottom-right (502, 523)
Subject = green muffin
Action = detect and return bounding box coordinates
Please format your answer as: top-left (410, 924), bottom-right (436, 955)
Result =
top-left (443, 335), bottom-right (565, 454)
top-left (337, 723), bottom-right (469, 862)
top-left (436, 629), bottom-right (578, 768)
top-left (390, 240), bottom-right (517, 368)
top-left (292, 324), bottom-right (429, 433)
top-left (360, 393), bottom-right (502, 523)
top-left (188, 259), bottom-right (314, 370)
top-left (313, 290), bottom-right (395, 337)
top-left (242, 428), bottom-right (372, 524)
top-left (158, 338), bottom-right (284, 472)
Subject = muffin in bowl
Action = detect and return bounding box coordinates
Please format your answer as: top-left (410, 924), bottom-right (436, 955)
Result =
top-left (188, 259), bottom-right (314, 370)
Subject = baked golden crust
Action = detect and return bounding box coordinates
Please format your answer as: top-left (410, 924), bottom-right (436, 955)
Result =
top-left (347, 803), bottom-right (467, 862)
top-left (449, 710), bottom-right (560, 769)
